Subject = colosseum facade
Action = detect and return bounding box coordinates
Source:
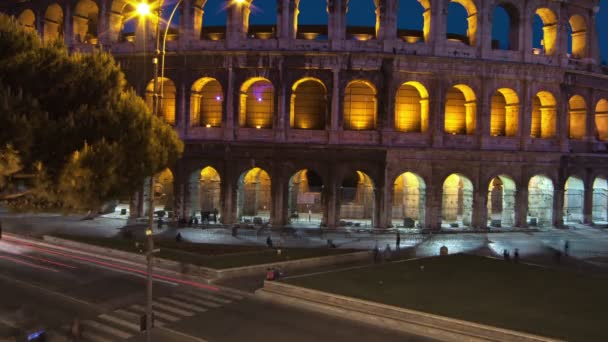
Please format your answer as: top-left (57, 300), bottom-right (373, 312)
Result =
top-left (3, 0), bottom-right (608, 230)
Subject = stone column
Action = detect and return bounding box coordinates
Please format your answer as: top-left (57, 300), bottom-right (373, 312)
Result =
top-left (472, 188), bottom-right (488, 229)
top-left (277, 0), bottom-right (291, 41)
top-left (430, 0), bottom-right (446, 55)
top-left (270, 165), bottom-right (289, 228)
top-left (275, 69), bottom-right (287, 141)
top-left (588, 7), bottom-right (601, 64)
top-left (431, 80), bottom-right (446, 147)
top-left (224, 66), bottom-right (235, 140)
top-left (583, 182), bottom-right (593, 224)
top-left (520, 81), bottom-right (531, 150)
top-left (64, 4), bottom-right (73, 47)
top-left (479, 79), bottom-right (491, 147)
top-left (375, 168), bottom-right (391, 229)
top-left (180, 0), bottom-right (197, 42)
top-left (424, 182), bottom-right (442, 231)
top-left (323, 166), bottom-right (339, 229)
top-left (176, 81), bottom-right (188, 136)
top-left (329, 67), bottom-right (341, 144)
top-left (97, 0), bottom-right (109, 45)
top-left (221, 170), bottom-right (237, 225)
top-left (328, 0), bottom-right (346, 48)
top-left (553, 188), bottom-right (564, 228)
top-left (586, 90), bottom-right (597, 142)
top-left (515, 187), bottom-right (528, 228)
top-left (380, 0), bottom-right (397, 41)
top-left (559, 88), bottom-right (570, 152)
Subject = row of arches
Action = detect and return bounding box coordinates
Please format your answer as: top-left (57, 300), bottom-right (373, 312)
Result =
top-left (147, 76), bottom-right (608, 140)
top-left (15, 1), bottom-right (593, 59)
top-left (153, 167), bottom-right (608, 228)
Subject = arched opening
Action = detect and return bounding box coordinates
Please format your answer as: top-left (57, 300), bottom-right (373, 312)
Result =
top-left (568, 95), bottom-right (587, 140)
top-left (595, 99), bottom-right (608, 141)
top-left (343, 80), bottom-right (377, 131)
top-left (444, 84), bottom-right (476, 135)
top-left (290, 78), bottom-right (327, 130)
top-left (397, 0), bottom-right (429, 43)
top-left (527, 175), bottom-right (554, 227)
top-left (490, 88), bottom-right (519, 137)
top-left (199, 0), bottom-right (228, 40)
top-left (568, 15), bottom-right (587, 59)
top-left (109, 0), bottom-right (137, 43)
top-left (446, 0), bottom-right (477, 46)
top-left (288, 169), bottom-right (324, 227)
top-left (145, 168), bottom-right (174, 215)
top-left (395, 81), bottom-right (429, 133)
top-left (17, 10), bottom-right (36, 32)
top-left (592, 177), bottom-right (608, 223)
top-left (564, 176), bottom-right (584, 224)
top-left (392, 172), bottom-right (426, 228)
top-left (189, 166), bottom-right (221, 222)
top-left (532, 8), bottom-right (557, 55)
top-left (339, 171), bottom-right (375, 228)
top-left (247, 0), bottom-right (277, 39)
top-left (442, 174), bottom-right (473, 228)
top-left (191, 78), bottom-right (223, 127)
top-left (296, 0), bottom-right (328, 40)
top-left (487, 175), bottom-right (516, 228)
top-left (44, 3), bottom-right (64, 42)
top-left (531, 91), bottom-right (557, 138)
top-left (73, 0), bottom-right (99, 44)
top-left (239, 78), bottom-right (274, 129)
top-left (346, 0), bottom-right (377, 41)
top-left (237, 167), bottom-right (271, 223)
top-left (491, 3), bottom-right (519, 50)
top-left (146, 78), bottom-right (177, 125)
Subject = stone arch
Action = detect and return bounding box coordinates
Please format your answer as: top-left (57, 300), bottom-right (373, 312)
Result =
top-left (288, 169), bottom-right (324, 227)
top-left (564, 176), bottom-right (584, 224)
top-left (491, 2), bottom-right (519, 50)
top-left (295, 0), bottom-right (328, 40)
top-left (188, 166), bottom-right (221, 220)
top-left (17, 9), bottom-right (36, 32)
top-left (568, 14), bottom-right (587, 59)
top-left (490, 88), bottom-right (519, 137)
top-left (109, 0), bottom-right (136, 43)
top-left (487, 175), bottom-right (516, 228)
top-left (446, 0), bottom-right (478, 46)
top-left (146, 78), bottom-right (177, 125)
top-left (346, 0), bottom-right (377, 40)
top-left (528, 175), bottom-right (554, 227)
top-left (44, 3), bottom-right (64, 42)
top-left (595, 99), bottom-right (608, 141)
top-left (73, 0), bottom-right (99, 44)
top-left (150, 168), bottom-right (174, 214)
top-left (531, 91), bottom-right (557, 138)
top-left (533, 7), bottom-right (557, 55)
top-left (239, 77), bottom-right (274, 129)
top-left (397, 0), bottom-right (430, 43)
top-left (199, 0), bottom-right (228, 40)
top-left (191, 77), bottom-right (223, 127)
top-left (237, 167), bottom-right (271, 222)
top-left (568, 95), bottom-right (587, 140)
top-left (290, 78), bottom-right (328, 130)
top-left (339, 170), bottom-right (375, 228)
top-left (444, 84), bottom-right (477, 135)
top-left (247, 0), bottom-right (278, 39)
top-left (592, 177), bottom-right (608, 223)
top-left (442, 173), bottom-right (474, 228)
top-left (343, 80), bottom-right (377, 131)
top-left (395, 81), bottom-right (429, 133)
top-left (392, 172), bottom-right (426, 228)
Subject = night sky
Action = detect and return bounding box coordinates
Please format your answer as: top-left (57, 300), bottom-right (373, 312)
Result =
top-left (185, 0), bottom-right (608, 64)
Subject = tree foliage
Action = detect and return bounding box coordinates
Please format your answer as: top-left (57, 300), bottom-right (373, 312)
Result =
top-left (0, 14), bottom-right (183, 212)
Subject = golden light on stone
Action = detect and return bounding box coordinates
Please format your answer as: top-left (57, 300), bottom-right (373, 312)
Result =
top-left (136, 2), bottom-right (151, 16)
top-left (206, 124), bottom-right (211, 128)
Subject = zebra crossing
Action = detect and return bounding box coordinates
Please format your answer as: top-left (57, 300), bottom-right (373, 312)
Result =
top-left (61, 289), bottom-right (243, 342)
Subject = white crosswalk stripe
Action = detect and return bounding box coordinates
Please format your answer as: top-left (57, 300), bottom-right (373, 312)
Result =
top-left (158, 297), bottom-right (209, 312)
top-left (81, 320), bottom-right (133, 339)
top-left (131, 304), bottom-right (181, 322)
top-left (114, 308), bottom-right (166, 327)
top-left (98, 313), bottom-right (140, 332)
top-left (172, 293), bottom-right (223, 308)
top-left (177, 291), bottom-right (231, 305)
top-left (152, 300), bottom-right (195, 316)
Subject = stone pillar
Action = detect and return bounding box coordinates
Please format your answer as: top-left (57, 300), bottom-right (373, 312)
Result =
top-left (375, 168), bottom-right (391, 229)
top-left (226, 0), bottom-right (250, 46)
top-left (502, 189), bottom-right (516, 227)
top-left (98, 0), bottom-right (109, 45)
top-left (129, 191), bottom-right (142, 219)
top-left (329, 67), bottom-right (341, 143)
top-left (559, 88), bottom-right (570, 152)
top-left (553, 188), bottom-right (564, 228)
top-left (472, 188), bottom-right (488, 229)
top-left (328, 0), bottom-right (346, 47)
top-left (583, 182), bottom-right (593, 224)
top-left (221, 170), bottom-right (237, 225)
top-left (180, 0), bottom-right (197, 41)
top-left (515, 187), bottom-right (528, 228)
top-left (431, 80), bottom-right (446, 147)
top-left (380, 0), bottom-right (397, 41)
top-left (277, 0), bottom-right (291, 41)
top-left (520, 81), bottom-right (531, 150)
top-left (176, 81), bottom-right (188, 135)
top-left (430, 0), bottom-right (446, 55)
top-left (586, 90), bottom-right (597, 142)
top-left (479, 79), bottom-right (491, 147)
top-left (64, 4), bottom-right (73, 47)
top-left (324, 166), bottom-right (339, 229)
top-left (224, 66), bottom-right (235, 140)
top-left (270, 165), bottom-right (289, 228)
top-left (424, 182), bottom-right (442, 230)
top-left (275, 70), bottom-right (287, 141)
top-left (588, 7), bottom-right (601, 64)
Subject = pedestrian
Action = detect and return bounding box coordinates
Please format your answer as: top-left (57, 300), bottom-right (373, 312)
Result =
top-left (213, 208), bottom-right (219, 223)
top-left (384, 243), bottom-right (392, 261)
top-left (513, 248), bottom-right (519, 263)
top-left (396, 230), bottom-right (401, 249)
top-left (266, 268), bottom-right (275, 281)
top-left (175, 232), bottom-right (183, 242)
top-left (373, 244), bottom-right (379, 263)
top-left (503, 249), bottom-right (510, 261)
top-left (266, 236), bottom-right (274, 248)
top-left (232, 225), bottom-right (238, 237)
top-left (564, 240), bottom-right (570, 256)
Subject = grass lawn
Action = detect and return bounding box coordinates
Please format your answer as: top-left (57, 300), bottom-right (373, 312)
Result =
top-left (51, 234), bottom-right (357, 269)
top-left (284, 254), bottom-right (608, 342)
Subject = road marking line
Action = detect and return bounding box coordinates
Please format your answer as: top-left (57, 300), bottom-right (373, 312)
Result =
top-left (82, 320), bottom-right (133, 339)
top-left (152, 301), bottom-right (194, 316)
top-left (0, 255), bottom-right (58, 272)
top-left (158, 297), bottom-right (209, 312)
top-left (98, 313), bottom-right (140, 332)
top-left (182, 288), bottom-right (240, 302)
top-left (131, 304), bottom-right (180, 322)
top-left (172, 293), bottom-right (223, 308)
top-left (179, 290), bottom-right (232, 304)
top-left (0, 315), bottom-right (16, 328)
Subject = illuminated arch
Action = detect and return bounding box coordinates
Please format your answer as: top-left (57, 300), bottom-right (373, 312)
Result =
top-left (239, 77), bottom-right (274, 129)
top-left (568, 95), bottom-right (587, 140)
top-left (595, 99), bottom-right (608, 141)
top-left (146, 78), bottom-right (177, 125)
top-left (528, 175), bottom-right (554, 227)
top-left (444, 84), bottom-right (477, 135)
top-left (447, 0), bottom-right (478, 46)
top-left (73, 0), bottom-right (99, 44)
top-left (290, 78), bottom-right (327, 130)
top-left (109, 0), bottom-right (137, 42)
top-left (568, 15), bottom-right (587, 59)
top-left (531, 91), bottom-right (557, 138)
top-left (344, 80), bottom-right (377, 131)
top-left (237, 167), bottom-right (272, 221)
top-left (191, 78), bottom-right (223, 127)
top-left (340, 171), bottom-right (375, 227)
top-left (189, 166), bottom-right (221, 218)
top-left (397, 0), bottom-right (430, 43)
top-left (490, 88), bottom-right (519, 137)
top-left (395, 81), bottom-right (429, 133)
top-left (534, 8), bottom-right (557, 55)
top-left (491, 3), bottom-right (520, 50)
top-left (153, 168), bottom-right (174, 212)
top-left (564, 176), bottom-right (584, 224)
top-left (487, 175), bottom-right (516, 228)
top-left (288, 169), bottom-right (324, 226)
top-left (295, 0), bottom-right (328, 40)
top-left (392, 172), bottom-right (426, 227)
top-left (44, 3), bottom-right (64, 42)
top-left (442, 173), bottom-right (474, 227)
top-left (593, 177), bottom-right (608, 223)
top-left (17, 9), bottom-right (36, 32)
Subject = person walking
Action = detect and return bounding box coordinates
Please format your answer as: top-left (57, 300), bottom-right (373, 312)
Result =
top-left (396, 230), bottom-right (401, 249)
top-left (564, 240), bottom-right (570, 256)
top-left (513, 248), bottom-right (519, 263)
top-left (266, 236), bottom-right (274, 248)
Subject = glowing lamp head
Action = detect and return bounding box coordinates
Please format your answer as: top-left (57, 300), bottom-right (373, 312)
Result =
top-left (137, 2), bottom-right (151, 16)
top-left (257, 97), bottom-right (262, 102)
top-left (232, 0), bottom-right (246, 4)
top-left (255, 125), bottom-right (261, 129)
top-left (215, 96), bottom-right (221, 101)
top-left (206, 124), bottom-right (211, 128)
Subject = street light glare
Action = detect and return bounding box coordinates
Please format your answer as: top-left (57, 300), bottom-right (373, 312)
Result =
top-left (137, 2), bottom-right (151, 16)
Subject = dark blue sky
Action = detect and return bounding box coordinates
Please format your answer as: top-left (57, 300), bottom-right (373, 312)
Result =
top-left (174, 0), bottom-right (608, 63)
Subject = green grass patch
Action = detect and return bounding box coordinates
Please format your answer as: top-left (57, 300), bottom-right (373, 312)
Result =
top-left (284, 254), bottom-right (608, 342)
top-left (51, 234), bottom-right (357, 269)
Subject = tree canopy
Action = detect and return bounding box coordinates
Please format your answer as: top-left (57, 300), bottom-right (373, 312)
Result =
top-left (0, 14), bottom-right (183, 212)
